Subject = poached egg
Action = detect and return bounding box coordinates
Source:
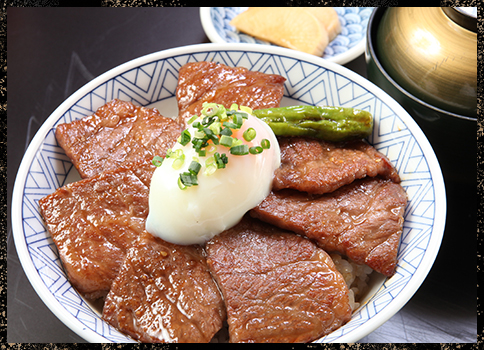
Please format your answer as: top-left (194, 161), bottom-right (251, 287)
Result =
top-left (146, 104), bottom-right (280, 245)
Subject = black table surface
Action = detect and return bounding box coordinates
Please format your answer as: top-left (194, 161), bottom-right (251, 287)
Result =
top-left (7, 7), bottom-right (477, 344)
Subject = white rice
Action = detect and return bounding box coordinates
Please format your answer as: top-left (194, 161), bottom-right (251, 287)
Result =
top-left (330, 253), bottom-right (374, 311)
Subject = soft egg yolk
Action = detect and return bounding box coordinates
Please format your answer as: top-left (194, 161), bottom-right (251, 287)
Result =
top-left (145, 112), bottom-right (281, 245)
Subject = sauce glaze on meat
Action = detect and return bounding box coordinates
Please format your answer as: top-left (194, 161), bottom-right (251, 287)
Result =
top-left (205, 216), bottom-right (352, 343)
top-left (39, 60), bottom-right (410, 342)
top-left (251, 178), bottom-right (407, 277)
top-left (102, 231), bottom-right (226, 343)
top-left (176, 62), bottom-right (286, 128)
top-left (55, 99), bottom-right (182, 178)
top-left (273, 137), bottom-right (400, 194)
top-left (39, 163), bottom-right (155, 300)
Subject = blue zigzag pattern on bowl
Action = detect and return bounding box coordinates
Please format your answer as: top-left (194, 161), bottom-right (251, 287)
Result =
top-left (21, 49), bottom-right (435, 342)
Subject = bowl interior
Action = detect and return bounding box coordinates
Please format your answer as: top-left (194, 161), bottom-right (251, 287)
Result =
top-left (13, 43), bottom-right (446, 343)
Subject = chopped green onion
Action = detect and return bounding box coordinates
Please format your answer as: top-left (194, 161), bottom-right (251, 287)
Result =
top-left (174, 149), bottom-right (184, 158)
top-left (214, 154), bottom-right (225, 169)
top-left (165, 149), bottom-right (174, 158)
top-left (179, 129), bottom-right (191, 146)
top-left (201, 103), bottom-right (220, 117)
top-left (203, 128), bottom-right (219, 144)
top-left (152, 156), bottom-right (164, 167)
top-left (209, 121), bottom-right (221, 135)
top-left (261, 139), bottom-right (271, 149)
top-left (194, 130), bottom-right (206, 139)
top-left (220, 135), bottom-right (234, 147)
top-left (240, 105), bottom-right (253, 114)
top-left (220, 153), bottom-right (229, 165)
top-left (230, 144), bottom-right (249, 156)
top-left (204, 163), bottom-right (217, 176)
top-left (243, 127), bottom-right (257, 142)
top-left (172, 103), bottom-right (272, 190)
top-left (205, 156), bottom-right (215, 167)
top-left (202, 115), bottom-right (216, 126)
top-left (205, 156), bottom-right (218, 175)
top-left (192, 138), bottom-right (206, 150)
top-left (180, 171), bottom-right (198, 185)
top-left (206, 144), bottom-right (217, 154)
top-left (232, 138), bottom-right (243, 147)
top-left (206, 155), bottom-right (215, 164)
top-left (249, 146), bottom-right (263, 154)
top-left (203, 127), bottom-right (213, 136)
top-left (223, 121), bottom-right (238, 129)
top-left (203, 128), bottom-right (218, 140)
top-left (172, 153), bottom-right (185, 170)
top-left (188, 160), bottom-right (201, 175)
top-left (220, 127), bottom-right (233, 136)
top-left (178, 171), bottom-right (198, 189)
top-left (233, 113), bottom-right (244, 127)
top-left (214, 152), bottom-right (228, 168)
top-left (178, 177), bottom-right (187, 190)
top-left (219, 111), bottom-right (228, 121)
top-left (187, 115), bottom-right (198, 125)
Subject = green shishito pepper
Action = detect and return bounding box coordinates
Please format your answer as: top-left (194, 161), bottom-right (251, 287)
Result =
top-left (252, 105), bottom-right (373, 142)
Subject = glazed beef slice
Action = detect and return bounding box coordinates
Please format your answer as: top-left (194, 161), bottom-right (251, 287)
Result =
top-left (55, 99), bottom-right (182, 178)
top-left (176, 61), bottom-right (285, 127)
top-left (205, 216), bottom-right (352, 343)
top-left (274, 137), bottom-right (400, 194)
top-left (251, 178), bottom-right (407, 277)
top-left (39, 163), bottom-right (155, 300)
top-left (102, 231), bottom-right (226, 343)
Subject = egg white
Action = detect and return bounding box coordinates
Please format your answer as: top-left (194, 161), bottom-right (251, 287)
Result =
top-left (145, 113), bottom-right (281, 245)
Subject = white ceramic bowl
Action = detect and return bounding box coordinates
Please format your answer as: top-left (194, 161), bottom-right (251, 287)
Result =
top-left (200, 7), bottom-right (373, 65)
top-left (12, 43), bottom-right (446, 343)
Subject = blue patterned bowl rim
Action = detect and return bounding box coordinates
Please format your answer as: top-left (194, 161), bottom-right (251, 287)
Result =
top-left (12, 43), bottom-right (446, 343)
top-left (200, 7), bottom-right (373, 65)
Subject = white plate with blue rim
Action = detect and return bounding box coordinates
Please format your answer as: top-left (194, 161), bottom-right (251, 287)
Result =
top-left (200, 7), bottom-right (373, 65)
top-left (12, 42), bottom-right (445, 343)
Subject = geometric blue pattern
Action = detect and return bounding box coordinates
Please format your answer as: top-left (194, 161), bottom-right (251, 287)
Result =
top-left (205, 7), bottom-right (373, 64)
top-left (12, 44), bottom-right (446, 343)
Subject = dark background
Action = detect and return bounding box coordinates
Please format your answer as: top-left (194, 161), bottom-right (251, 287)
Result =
top-left (7, 7), bottom-right (477, 343)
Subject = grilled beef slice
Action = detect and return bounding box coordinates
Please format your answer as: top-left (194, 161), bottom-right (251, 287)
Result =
top-left (205, 216), bottom-right (352, 343)
top-left (273, 137), bottom-right (400, 194)
top-left (251, 178), bottom-right (407, 277)
top-left (176, 61), bottom-right (286, 128)
top-left (102, 231), bottom-right (226, 343)
top-left (39, 163), bottom-right (156, 300)
top-left (55, 99), bottom-right (182, 178)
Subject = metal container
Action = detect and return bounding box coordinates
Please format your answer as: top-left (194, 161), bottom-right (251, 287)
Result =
top-left (376, 7), bottom-right (476, 117)
top-left (366, 7), bottom-right (476, 186)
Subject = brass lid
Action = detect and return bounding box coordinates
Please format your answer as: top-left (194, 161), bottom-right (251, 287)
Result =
top-left (442, 7), bottom-right (477, 32)
top-left (376, 7), bottom-right (477, 117)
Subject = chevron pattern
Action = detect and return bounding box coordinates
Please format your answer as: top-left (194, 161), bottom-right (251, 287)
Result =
top-left (16, 47), bottom-right (443, 343)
